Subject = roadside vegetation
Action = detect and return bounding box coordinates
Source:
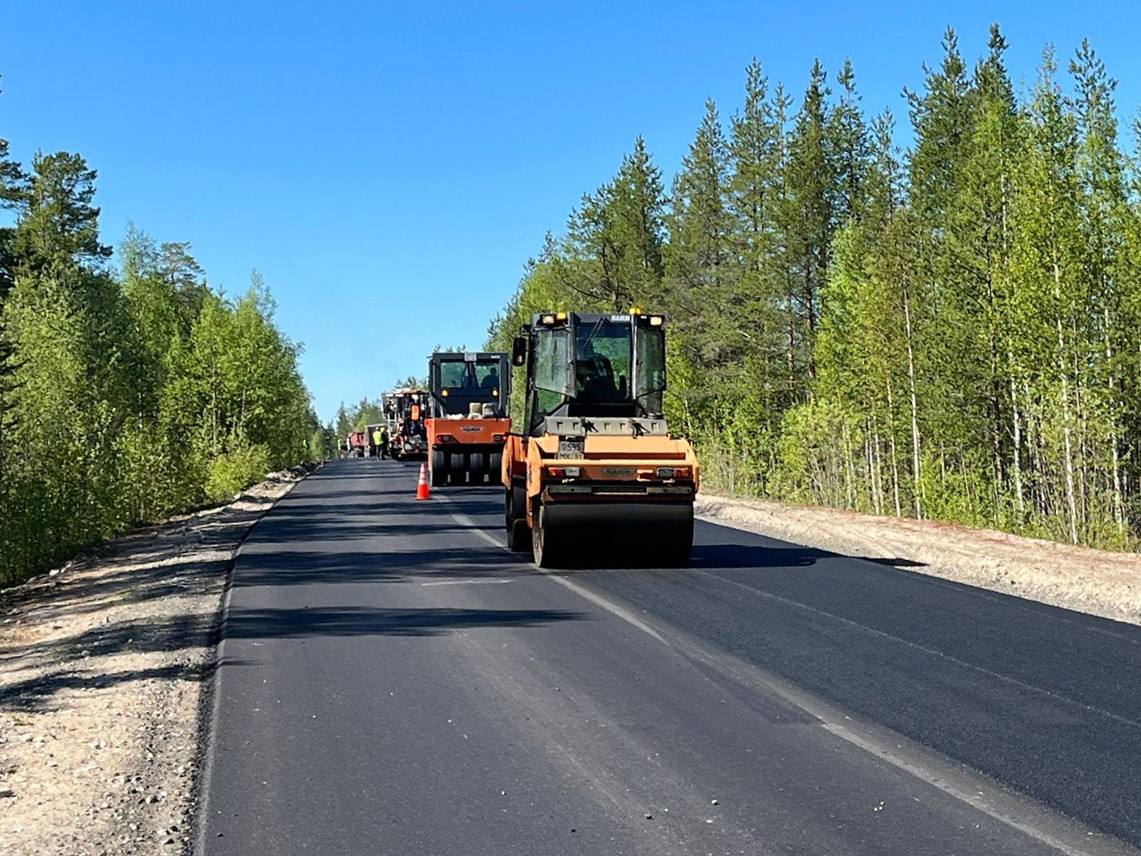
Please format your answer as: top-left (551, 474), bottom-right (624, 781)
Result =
top-left (488, 27), bottom-right (1141, 550)
top-left (0, 87), bottom-right (331, 585)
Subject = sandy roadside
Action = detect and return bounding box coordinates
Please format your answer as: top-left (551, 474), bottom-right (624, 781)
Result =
top-left (697, 493), bottom-right (1141, 626)
top-left (0, 467), bottom-right (315, 856)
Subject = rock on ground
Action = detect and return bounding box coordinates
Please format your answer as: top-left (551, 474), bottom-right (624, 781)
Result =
top-left (0, 467), bottom-right (314, 856)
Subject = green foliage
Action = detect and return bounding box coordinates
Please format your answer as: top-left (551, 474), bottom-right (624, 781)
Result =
top-left (205, 444), bottom-right (271, 502)
top-left (0, 119), bottom-right (320, 585)
top-left (488, 28), bottom-right (1141, 551)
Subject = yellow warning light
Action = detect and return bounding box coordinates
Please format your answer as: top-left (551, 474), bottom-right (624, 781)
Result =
top-left (441, 389), bottom-right (449, 397)
top-left (629, 305), bottom-right (643, 315)
top-left (556, 311), bottom-right (567, 320)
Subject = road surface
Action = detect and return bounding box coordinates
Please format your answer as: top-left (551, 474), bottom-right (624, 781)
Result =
top-left (196, 458), bottom-right (1141, 855)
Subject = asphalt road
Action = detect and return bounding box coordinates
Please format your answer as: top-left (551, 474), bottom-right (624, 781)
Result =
top-left (196, 458), bottom-right (1141, 855)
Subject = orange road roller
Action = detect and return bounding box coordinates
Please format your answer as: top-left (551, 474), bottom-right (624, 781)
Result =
top-left (501, 311), bottom-right (699, 567)
top-left (426, 351), bottom-right (511, 486)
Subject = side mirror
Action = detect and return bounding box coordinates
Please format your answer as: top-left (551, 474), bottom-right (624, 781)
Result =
top-left (512, 335), bottom-right (527, 367)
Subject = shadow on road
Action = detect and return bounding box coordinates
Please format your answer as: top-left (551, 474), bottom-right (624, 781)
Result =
top-left (1, 601), bottom-right (583, 711)
top-left (232, 547), bottom-right (528, 588)
top-left (225, 605), bottom-right (584, 639)
top-left (689, 543), bottom-right (826, 569)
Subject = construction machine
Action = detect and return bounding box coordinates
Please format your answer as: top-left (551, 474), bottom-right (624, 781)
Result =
top-left (426, 351), bottom-right (511, 486)
top-left (502, 311), bottom-right (699, 567)
top-left (346, 430), bottom-right (368, 458)
top-left (382, 388), bottom-right (428, 460)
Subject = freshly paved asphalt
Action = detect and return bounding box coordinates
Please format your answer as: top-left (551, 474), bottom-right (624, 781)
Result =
top-left (197, 458), bottom-right (1141, 855)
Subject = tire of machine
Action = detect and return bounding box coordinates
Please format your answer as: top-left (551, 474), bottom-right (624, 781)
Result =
top-left (489, 451), bottom-right (503, 483)
top-left (532, 502), bottom-right (569, 568)
top-left (430, 449), bottom-right (447, 487)
top-left (448, 452), bottom-right (466, 485)
top-left (531, 503), bottom-right (548, 567)
top-left (505, 483), bottom-right (529, 552)
top-left (470, 452), bottom-right (487, 484)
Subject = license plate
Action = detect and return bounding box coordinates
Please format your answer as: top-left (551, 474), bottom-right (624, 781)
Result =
top-left (602, 467), bottom-right (634, 477)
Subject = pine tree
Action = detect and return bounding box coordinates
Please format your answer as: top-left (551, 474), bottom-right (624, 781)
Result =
top-left (783, 60), bottom-right (835, 378)
top-left (562, 138), bottom-right (667, 311)
top-left (830, 59), bottom-right (871, 224)
top-left (727, 59), bottom-right (786, 426)
top-left (610, 137), bottom-right (667, 306)
top-left (1070, 39), bottom-right (1135, 538)
top-left (666, 99), bottom-right (733, 374)
top-left (13, 152), bottom-right (111, 276)
top-left (945, 24), bottom-right (1021, 522)
top-left (1009, 49), bottom-right (1085, 543)
top-left (664, 99), bottom-right (733, 436)
top-left (0, 136), bottom-right (28, 299)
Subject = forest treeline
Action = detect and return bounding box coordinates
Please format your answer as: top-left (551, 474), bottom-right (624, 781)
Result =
top-left (0, 100), bottom-right (329, 584)
top-left (335, 399), bottom-right (385, 436)
top-left (488, 27), bottom-right (1141, 549)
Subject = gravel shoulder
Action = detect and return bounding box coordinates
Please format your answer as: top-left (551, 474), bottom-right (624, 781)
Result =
top-left (697, 493), bottom-right (1141, 626)
top-left (0, 468), bottom-right (313, 856)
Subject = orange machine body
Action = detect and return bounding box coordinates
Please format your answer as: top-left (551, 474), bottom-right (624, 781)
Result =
top-left (502, 431), bottom-right (699, 528)
top-left (427, 416), bottom-right (511, 451)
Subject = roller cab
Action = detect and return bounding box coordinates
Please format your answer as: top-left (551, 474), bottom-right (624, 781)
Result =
top-left (502, 311), bottom-right (699, 567)
top-left (426, 351), bottom-right (511, 486)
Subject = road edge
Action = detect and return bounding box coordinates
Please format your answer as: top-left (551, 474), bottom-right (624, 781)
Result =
top-left (187, 463), bottom-right (321, 856)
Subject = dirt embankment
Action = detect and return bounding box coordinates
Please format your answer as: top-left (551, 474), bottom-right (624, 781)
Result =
top-left (0, 468), bottom-right (313, 856)
top-left (697, 493), bottom-right (1141, 626)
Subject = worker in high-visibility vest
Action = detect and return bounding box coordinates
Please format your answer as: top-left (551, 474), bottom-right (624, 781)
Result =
top-left (371, 426), bottom-right (386, 459)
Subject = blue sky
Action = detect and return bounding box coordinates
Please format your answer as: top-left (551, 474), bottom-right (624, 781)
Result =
top-left (2, 1), bottom-right (1139, 422)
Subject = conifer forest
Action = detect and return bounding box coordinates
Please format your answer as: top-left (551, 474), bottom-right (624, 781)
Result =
top-left (489, 27), bottom-right (1141, 550)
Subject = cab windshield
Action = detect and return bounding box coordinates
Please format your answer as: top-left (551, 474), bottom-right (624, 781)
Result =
top-left (438, 359), bottom-right (502, 392)
top-left (528, 316), bottom-right (665, 434)
top-left (574, 318), bottom-right (632, 403)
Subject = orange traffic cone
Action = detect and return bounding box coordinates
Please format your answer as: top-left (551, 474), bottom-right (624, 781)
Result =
top-left (416, 462), bottom-right (430, 500)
